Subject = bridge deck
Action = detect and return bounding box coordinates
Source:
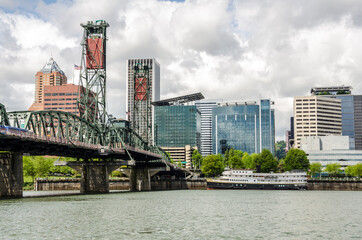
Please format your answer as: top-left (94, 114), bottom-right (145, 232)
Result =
top-left (0, 127), bottom-right (161, 160)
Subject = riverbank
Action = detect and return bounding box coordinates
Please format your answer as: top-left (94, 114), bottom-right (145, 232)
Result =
top-left (31, 177), bottom-right (362, 192)
top-left (33, 178), bottom-right (207, 191)
top-left (307, 178), bottom-right (362, 190)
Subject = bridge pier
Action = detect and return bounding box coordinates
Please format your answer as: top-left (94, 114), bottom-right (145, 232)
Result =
top-left (125, 167), bottom-right (167, 191)
top-left (62, 161), bottom-right (123, 194)
top-left (80, 164), bottom-right (111, 194)
top-left (0, 152), bottom-right (23, 198)
top-left (129, 168), bottom-right (151, 191)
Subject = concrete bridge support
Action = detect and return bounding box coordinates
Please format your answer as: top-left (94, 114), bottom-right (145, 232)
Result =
top-left (129, 168), bottom-right (151, 191)
top-left (0, 152), bottom-right (23, 198)
top-left (63, 161), bottom-right (123, 194)
top-left (125, 167), bottom-right (167, 191)
top-left (80, 164), bottom-right (110, 194)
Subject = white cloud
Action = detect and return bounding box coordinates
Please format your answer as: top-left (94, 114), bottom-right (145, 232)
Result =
top-left (1, 0), bottom-right (362, 141)
top-left (1, 14), bottom-right (77, 49)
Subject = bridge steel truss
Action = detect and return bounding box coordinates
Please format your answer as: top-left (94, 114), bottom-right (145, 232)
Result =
top-left (3, 110), bottom-right (169, 162)
top-left (0, 103), bottom-right (10, 126)
top-left (8, 110), bottom-right (101, 145)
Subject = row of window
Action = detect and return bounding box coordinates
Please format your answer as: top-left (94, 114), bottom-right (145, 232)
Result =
top-left (44, 103), bottom-right (77, 106)
top-left (44, 93), bottom-right (78, 96)
top-left (44, 98), bottom-right (77, 101)
top-left (296, 99), bottom-right (316, 102)
top-left (44, 107), bottom-right (77, 110)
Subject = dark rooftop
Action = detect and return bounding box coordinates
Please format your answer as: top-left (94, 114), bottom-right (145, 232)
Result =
top-left (152, 92), bottom-right (204, 106)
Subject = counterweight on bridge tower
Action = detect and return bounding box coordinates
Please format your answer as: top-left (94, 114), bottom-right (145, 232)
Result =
top-left (132, 63), bottom-right (152, 145)
top-left (78, 20), bottom-right (109, 128)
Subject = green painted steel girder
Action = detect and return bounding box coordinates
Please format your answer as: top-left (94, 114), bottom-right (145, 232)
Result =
top-left (0, 103), bottom-right (10, 126)
top-left (4, 108), bottom-right (169, 161)
top-left (7, 110), bottom-right (102, 145)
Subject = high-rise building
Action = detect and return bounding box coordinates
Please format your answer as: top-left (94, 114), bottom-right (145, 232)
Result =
top-left (310, 86), bottom-right (362, 150)
top-left (293, 95), bottom-right (342, 148)
top-left (195, 99), bottom-right (222, 156)
top-left (153, 93), bottom-right (204, 168)
top-left (126, 59), bottom-right (160, 144)
top-left (43, 84), bottom-right (94, 117)
top-left (212, 100), bottom-right (275, 155)
top-left (29, 57), bottom-right (67, 111)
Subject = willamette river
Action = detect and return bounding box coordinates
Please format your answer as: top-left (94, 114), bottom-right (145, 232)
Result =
top-left (1, 190), bottom-right (362, 239)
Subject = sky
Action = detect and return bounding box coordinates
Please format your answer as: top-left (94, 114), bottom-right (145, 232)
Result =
top-left (1, 0), bottom-right (362, 140)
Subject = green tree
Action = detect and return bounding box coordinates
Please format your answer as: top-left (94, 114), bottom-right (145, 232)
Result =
top-left (224, 149), bottom-right (230, 167)
top-left (250, 153), bottom-right (259, 170)
top-left (229, 155), bottom-right (244, 169)
top-left (228, 149), bottom-right (244, 169)
top-left (257, 149), bottom-right (278, 173)
top-left (275, 141), bottom-right (286, 160)
top-left (242, 153), bottom-right (254, 169)
top-left (346, 163), bottom-right (362, 178)
top-left (345, 165), bottom-right (354, 177)
top-left (310, 162), bottom-right (322, 177)
top-left (353, 163), bottom-right (362, 177)
top-left (277, 159), bottom-right (285, 172)
top-left (23, 156), bottom-right (36, 181)
top-left (33, 156), bottom-right (53, 177)
top-left (325, 163), bottom-right (341, 177)
top-left (191, 150), bottom-right (203, 169)
top-left (284, 148), bottom-right (309, 171)
top-left (201, 154), bottom-right (224, 177)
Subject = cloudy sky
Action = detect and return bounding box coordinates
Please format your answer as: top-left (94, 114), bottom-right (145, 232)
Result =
top-left (1, 0), bottom-right (362, 140)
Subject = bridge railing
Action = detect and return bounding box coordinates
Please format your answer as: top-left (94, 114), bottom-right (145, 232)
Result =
top-left (0, 125), bottom-right (100, 150)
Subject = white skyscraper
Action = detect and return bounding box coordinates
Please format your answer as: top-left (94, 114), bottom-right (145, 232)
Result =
top-left (126, 59), bottom-right (160, 144)
top-left (195, 99), bottom-right (222, 156)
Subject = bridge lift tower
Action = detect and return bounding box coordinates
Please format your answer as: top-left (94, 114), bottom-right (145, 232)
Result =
top-left (132, 63), bottom-right (152, 145)
top-left (78, 20), bottom-right (109, 131)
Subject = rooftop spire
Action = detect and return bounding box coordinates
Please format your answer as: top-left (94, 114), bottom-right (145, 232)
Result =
top-left (41, 57), bottom-right (65, 76)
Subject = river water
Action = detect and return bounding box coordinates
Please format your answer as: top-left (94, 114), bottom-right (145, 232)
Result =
top-left (1, 190), bottom-right (361, 239)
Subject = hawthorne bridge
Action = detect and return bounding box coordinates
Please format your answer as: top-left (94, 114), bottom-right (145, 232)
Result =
top-left (0, 20), bottom-right (176, 198)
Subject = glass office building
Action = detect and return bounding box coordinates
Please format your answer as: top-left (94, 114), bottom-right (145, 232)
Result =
top-left (311, 86), bottom-right (362, 150)
top-left (154, 105), bottom-right (201, 148)
top-left (212, 100), bottom-right (275, 155)
top-left (335, 95), bottom-right (355, 149)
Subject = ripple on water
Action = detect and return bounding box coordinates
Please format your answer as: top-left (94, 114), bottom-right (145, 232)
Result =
top-left (1, 190), bottom-right (362, 239)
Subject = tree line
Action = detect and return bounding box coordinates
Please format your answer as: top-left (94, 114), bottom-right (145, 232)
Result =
top-left (23, 156), bottom-right (76, 181)
top-left (310, 162), bottom-right (362, 178)
top-left (193, 147), bottom-right (310, 177)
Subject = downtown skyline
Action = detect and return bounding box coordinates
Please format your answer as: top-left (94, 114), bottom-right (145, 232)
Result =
top-left (1, 0), bottom-right (362, 140)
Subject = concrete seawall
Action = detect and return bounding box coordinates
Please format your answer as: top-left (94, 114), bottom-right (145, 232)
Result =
top-left (34, 178), bottom-right (206, 191)
top-left (307, 179), bottom-right (362, 191)
top-left (34, 178), bottom-right (362, 191)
